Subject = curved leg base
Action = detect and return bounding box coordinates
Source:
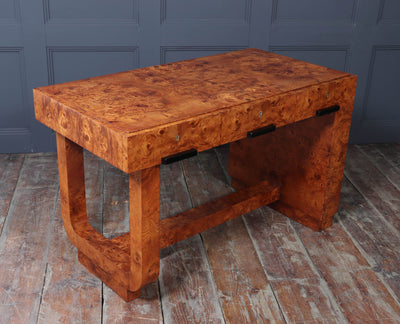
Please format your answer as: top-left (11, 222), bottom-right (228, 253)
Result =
top-left (78, 252), bottom-right (141, 302)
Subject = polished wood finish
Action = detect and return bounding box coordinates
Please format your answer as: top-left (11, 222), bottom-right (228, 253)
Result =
top-left (33, 49), bottom-right (357, 301)
top-left (56, 134), bottom-right (134, 301)
top-left (129, 166), bottom-right (160, 291)
top-left (2, 145), bottom-right (400, 322)
top-left (160, 180), bottom-right (279, 248)
top-left (34, 48), bottom-right (354, 174)
top-left (229, 76), bottom-right (357, 230)
top-left (182, 149), bottom-right (286, 323)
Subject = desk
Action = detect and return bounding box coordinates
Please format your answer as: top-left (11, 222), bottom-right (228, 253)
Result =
top-left (34, 48), bottom-right (357, 301)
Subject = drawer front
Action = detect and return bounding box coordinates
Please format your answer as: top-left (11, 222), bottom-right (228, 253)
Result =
top-left (126, 78), bottom-right (348, 173)
top-left (220, 81), bottom-right (337, 144)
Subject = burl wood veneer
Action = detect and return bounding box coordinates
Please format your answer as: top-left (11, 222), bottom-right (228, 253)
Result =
top-left (33, 48), bottom-right (357, 301)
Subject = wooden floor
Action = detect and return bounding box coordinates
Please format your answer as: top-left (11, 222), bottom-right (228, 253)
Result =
top-left (1, 144), bottom-right (400, 323)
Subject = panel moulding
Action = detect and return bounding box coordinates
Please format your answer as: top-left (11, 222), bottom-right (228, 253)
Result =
top-left (0, 47), bottom-right (29, 127)
top-left (0, 0), bottom-right (21, 23)
top-left (360, 45), bottom-right (400, 122)
top-left (42, 0), bottom-right (138, 24)
top-left (0, 128), bottom-right (31, 135)
top-left (269, 45), bottom-right (352, 72)
top-left (46, 46), bottom-right (139, 85)
top-left (159, 45), bottom-right (247, 64)
top-left (271, 0), bottom-right (359, 25)
top-left (160, 0), bottom-right (252, 25)
top-left (376, 0), bottom-right (400, 24)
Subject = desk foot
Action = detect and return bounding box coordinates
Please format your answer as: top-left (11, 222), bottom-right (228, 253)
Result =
top-left (78, 252), bottom-right (141, 302)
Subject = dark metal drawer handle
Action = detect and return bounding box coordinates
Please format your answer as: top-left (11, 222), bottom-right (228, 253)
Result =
top-left (162, 148), bottom-right (198, 164)
top-left (316, 105), bottom-right (340, 117)
top-left (247, 124), bottom-right (276, 138)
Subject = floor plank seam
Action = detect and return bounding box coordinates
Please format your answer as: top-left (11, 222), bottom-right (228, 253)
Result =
top-left (182, 155), bottom-right (227, 323)
top-left (241, 215), bottom-right (288, 323)
top-left (289, 219), bottom-right (349, 323)
top-left (199, 232), bottom-right (227, 324)
top-left (99, 161), bottom-right (105, 324)
top-left (357, 145), bottom-right (400, 193)
top-left (179, 160), bottom-right (195, 210)
top-left (337, 216), bottom-right (400, 309)
top-left (35, 187), bottom-right (60, 324)
top-left (35, 263), bottom-right (49, 324)
top-left (0, 154), bottom-right (25, 239)
top-left (157, 280), bottom-right (165, 324)
top-left (214, 147), bottom-right (231, 186)
top-left (344, 169), bottom-right (400, 238)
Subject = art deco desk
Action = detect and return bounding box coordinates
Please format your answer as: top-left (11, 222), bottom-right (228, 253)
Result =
top-left (34, 49), bottom-right (357, 301)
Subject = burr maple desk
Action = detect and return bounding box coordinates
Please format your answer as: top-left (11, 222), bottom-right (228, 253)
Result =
top-left (33, 48), bottom-right (357, 301)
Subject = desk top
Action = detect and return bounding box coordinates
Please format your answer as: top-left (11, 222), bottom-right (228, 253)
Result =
top-left (34, 48), bottom-right (357, 172)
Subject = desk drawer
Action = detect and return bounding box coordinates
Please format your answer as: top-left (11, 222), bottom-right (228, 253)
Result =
top-left (220, 81), bottom-right (338, 144)
top-left (125, 78), bottom-right (350, 173)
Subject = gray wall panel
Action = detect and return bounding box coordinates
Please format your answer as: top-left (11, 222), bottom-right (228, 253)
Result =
top-left (0, 0), bottom-right (399, 152)
top-left (270, 46), bottom-right (350, 72)
top-left (44, 0), bottom-right (138, 22)
top-left (161, 0), bottom-right (251, 23)
top-left (272, 0), bottom-right (357, 23)
top-left (47, 47), bottom-right (139, 84)
top-left (363, 46), bottom-right (400, 121)
top-left (161, 46), bottom-right (246, 64)
top-left (0, 49), bottom-right (27, 128)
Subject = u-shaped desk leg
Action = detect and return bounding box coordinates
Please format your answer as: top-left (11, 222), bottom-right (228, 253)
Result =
top-left (56, 134), bottom-right (160, 301)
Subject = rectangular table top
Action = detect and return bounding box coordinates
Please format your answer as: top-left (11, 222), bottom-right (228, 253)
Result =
top-left (34, 48), bottom-right (357, 173)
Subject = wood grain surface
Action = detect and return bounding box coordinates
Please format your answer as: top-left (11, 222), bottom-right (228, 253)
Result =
top-left (345, 145), bottom-right (400, 233)
top-left (0, 154), bottom-right (24, 235)
top-left (229, 76), bottom-right (357, 230)
top-left (1, 145), bottom-right (400, 322)
top-left (183, 150), bottom-right (286, 323)
top-left (0, 154), bottom-right (59, 324)
top-left (102, 162), bottom-right (162, 323)
top-left (37, 188), bottom-right (102, 323)
top-left (157, 160), bottom-right (225, 324)
top-left (294, 219), bottom-right (400, 322)
top-left (129, 166), bottom-right (160, 292)
top-left (159, 179), bottom-right (279, 248)
top-left (37, 152), bottom-right (104, 322)
top-left (244, 207), bottom-right (347, 323)
top-left (34, 49), bottom-right (355, 173)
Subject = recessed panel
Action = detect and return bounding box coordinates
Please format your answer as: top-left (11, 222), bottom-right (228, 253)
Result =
top-left (271, 48), bottom-right (348, 72)
top-left (0, 50), bottom-right (26, 128)
top-left (273, 0), bottom-right (355, 23)
top-left (365, 48), bottom-right (400, 121)
top-left (162, 0), bottom-right (249, 23)
top-left (161, 47), bottom-right (245, 64)
top-left (379, 0), bottom-right (400, 23)
top-left (46, 0), bottom-right (137, 21)
top-left (0, 0), bottom-right (16, 19)
top-left (49, 48), bottom-right (138, 84)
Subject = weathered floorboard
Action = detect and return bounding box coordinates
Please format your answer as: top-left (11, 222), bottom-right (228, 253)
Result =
top-left (160, 179), bottom-right (279, 249)
top-left (243, 207), bottom-right (346, 323)
top-left (294, 210), bottom-right (400, 322)
top-left (102, 163), bottom-right (162, 323)
top-left (344, 145), bottom-right (400, 234)
top-left (159, 161), bottom-right (225, 324)
top-left (0, 154), bottom-right (58, 324)
top-left (1, 144), bottom-right (400, 322)
top-left (84, 151), bottom-right (104, 233)
top-left (358, 144), bottom-right (400, 192)
top-left (102, 161), bottom-right (129, 239)
top-left (182, 150), bottom-right (285, 323)
top-left (0, 154), bottom-right (24, 235)
top-left (338, 177), bottom-right (400, 306)
top-left (37, 153), bottom-right (103, 323)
